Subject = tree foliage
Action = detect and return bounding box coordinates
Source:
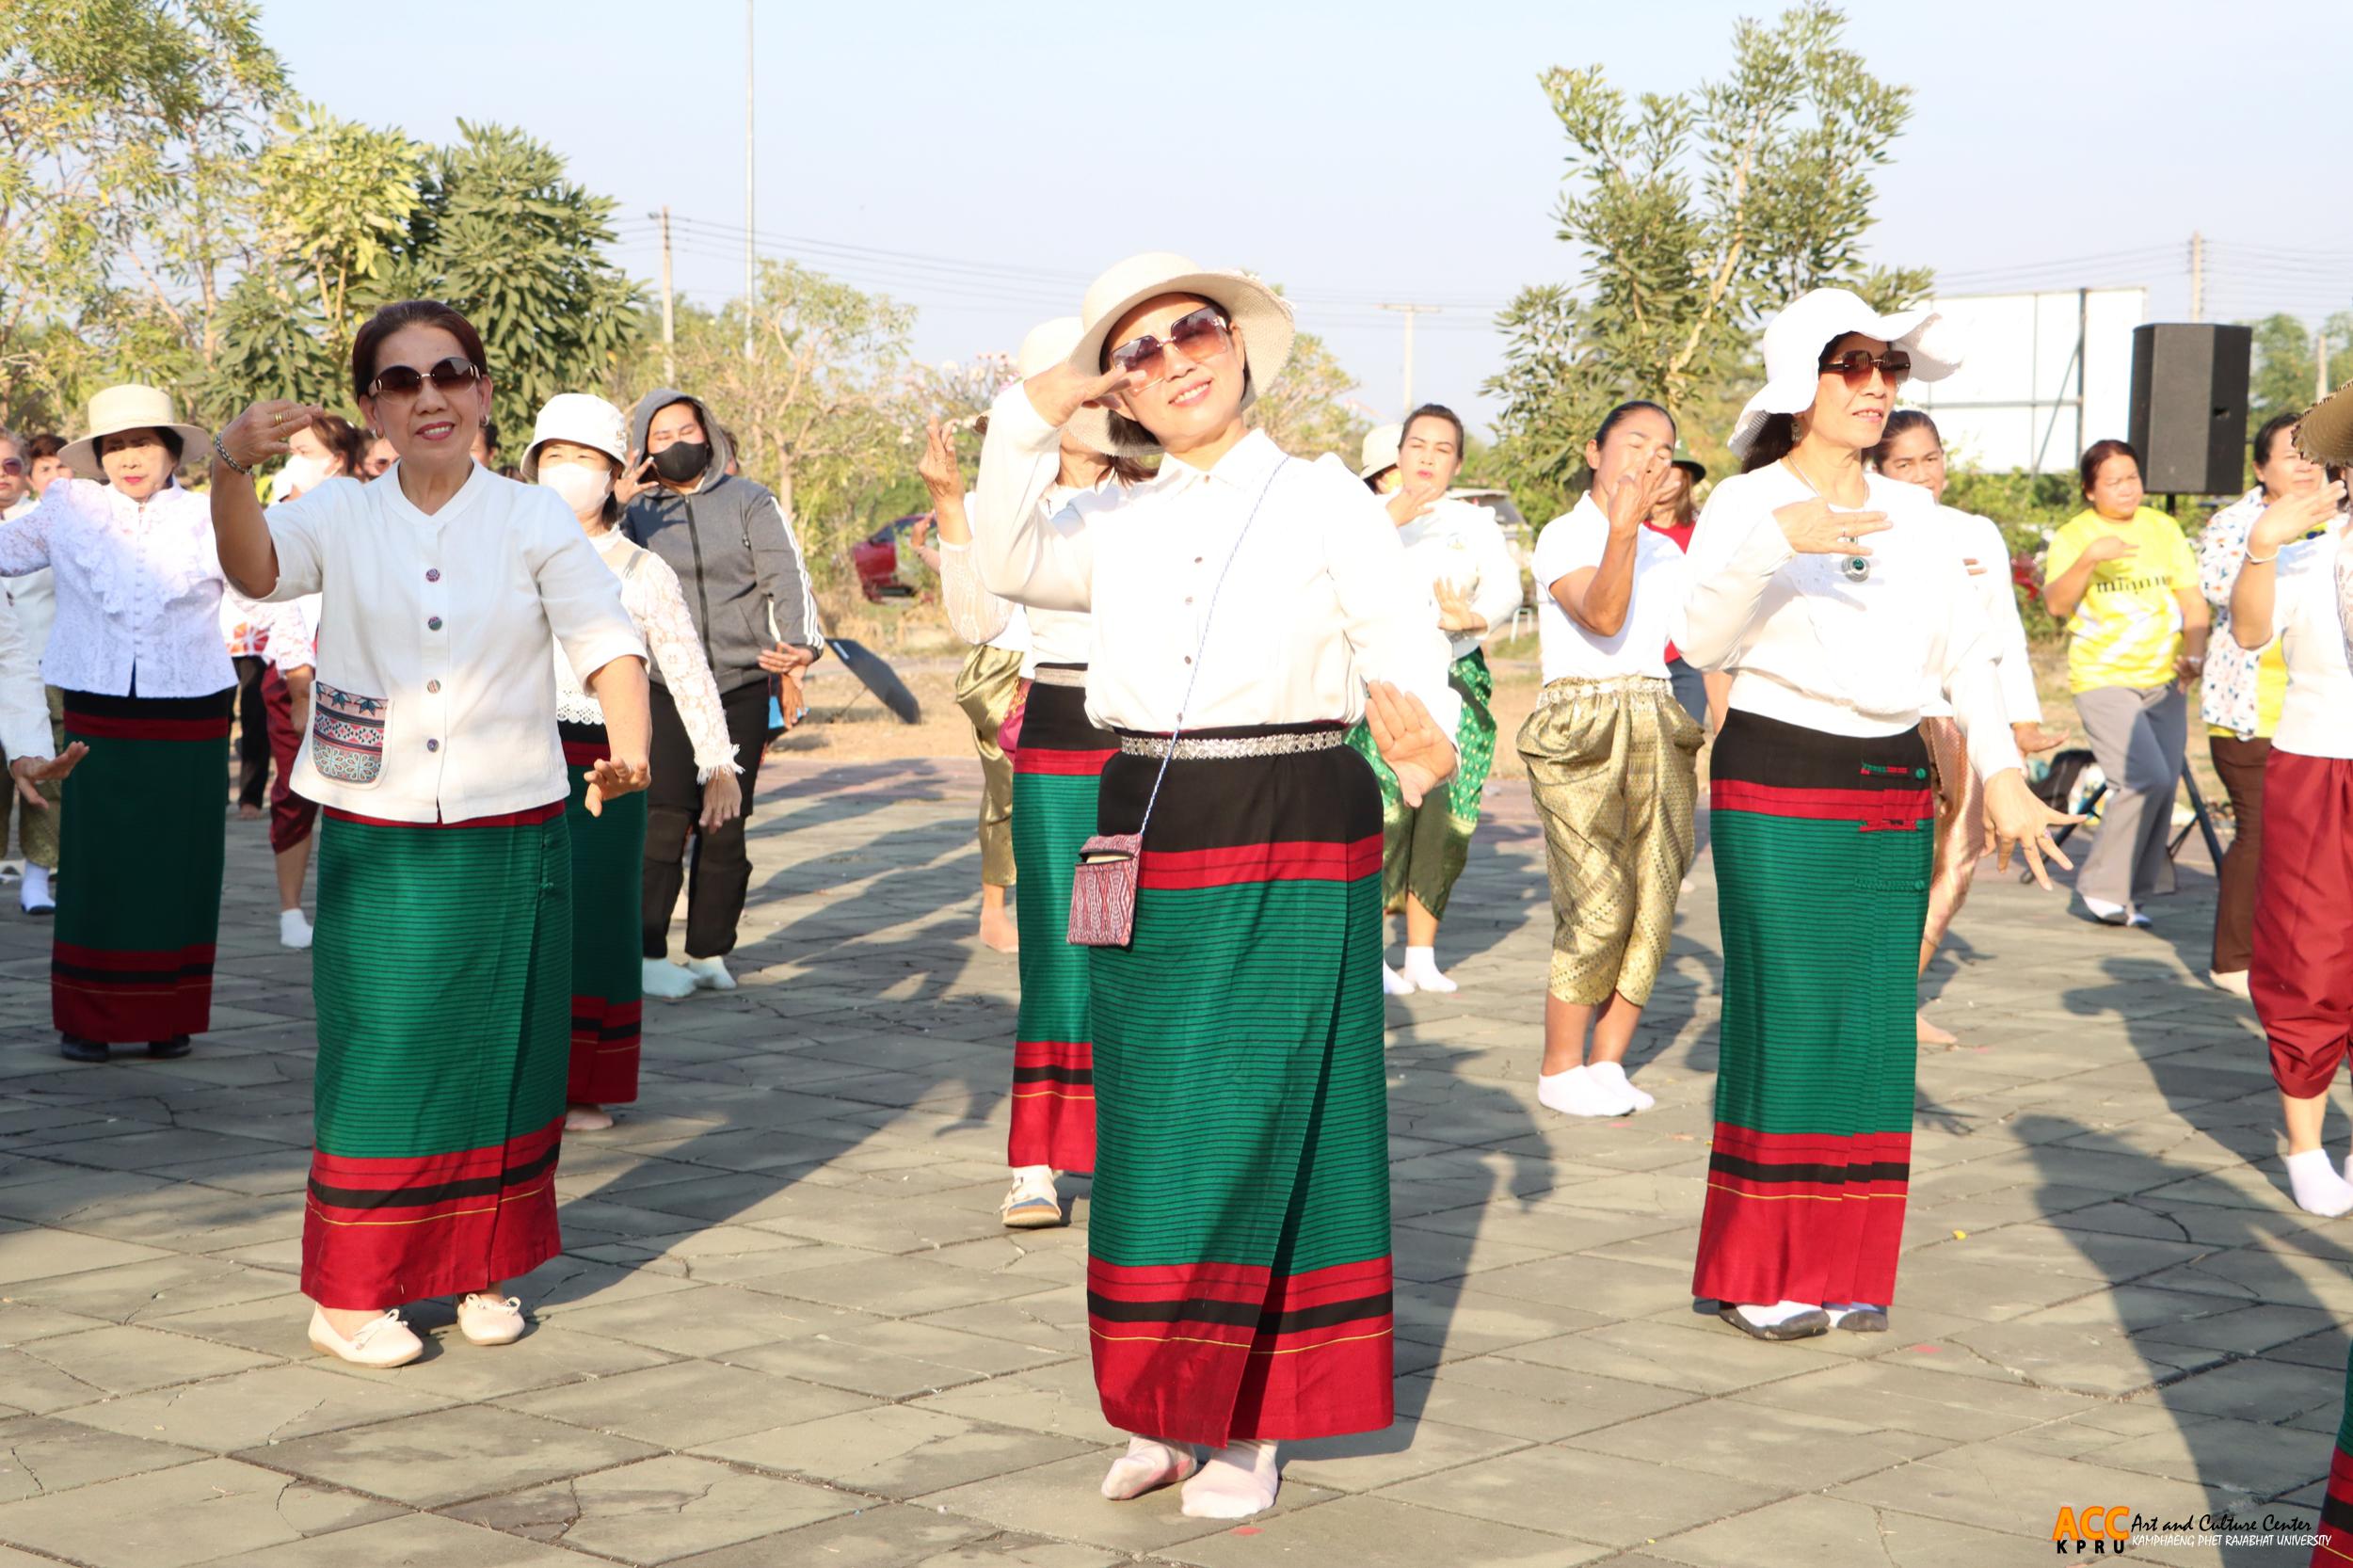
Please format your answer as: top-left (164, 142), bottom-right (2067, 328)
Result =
top-left (1248, 328), bottom-right (1370, 465)
top-left (2248, 310), bottom-right (2353, 431)
top-left (1487, 2), bottom-right (1930, 522)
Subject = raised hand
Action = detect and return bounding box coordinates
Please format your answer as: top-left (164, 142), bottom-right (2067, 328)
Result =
top-left (8, 744), bottom-right (88, 807)
top-left (1983, 768), bottom-right (2080, 891)
top-left (1433, 578), bottom-right (1482, 634)
top-left (1605, 449), bottom-right (1672, 534)
top-left (2079, 532), bottom-right (2137, 566)
top-left (2010, 721), bottom-right (2069, 756)
top-left (1386, 469), bottom-right (1448, 527)
top-left (614, 451), bottom-right (657, 508)
top-left (1772, 496), bottom-right (1891, 557)
top-left (218, 401), bottom-right (321, 472)
top-left (1022, 360), bottom-right (1143, 430)
top-left (2248, 481), bottom-right (2346, 556)
top-left (1365, 680), bottom-right (1457, 808)
top-left (583, 751), bottom-right (650, 818)
top-left (917, 418), bottom-right (963, 501)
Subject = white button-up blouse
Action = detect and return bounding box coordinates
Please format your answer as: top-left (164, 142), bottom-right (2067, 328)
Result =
top-left (0, 480), bottom-right (234, 697)
top-left (970, 386), bottom-right (1460, 736)
top-left (260, 464), bottom-right (645, 824)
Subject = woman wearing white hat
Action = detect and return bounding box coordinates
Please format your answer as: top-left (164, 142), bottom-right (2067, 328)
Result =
top-left (1678, 288), bottom-right (2074, 1342)
top-left (925, 317), bottom-right (1153, 1230)
top-left (209, 298), bottom-right (648, 1368)
top-left (969, 253), bottom-right (1459, 1519)
top-left (1357, 424), bottom-right (1403, 492)
top-left (0, 383), bottom-right (232, 1064)
top-left (522, 393), bottom-right (742, 1133)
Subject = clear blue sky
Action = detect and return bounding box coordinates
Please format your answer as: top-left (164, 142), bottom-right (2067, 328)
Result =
top-left (260, 0), bottom-right (2350, 436)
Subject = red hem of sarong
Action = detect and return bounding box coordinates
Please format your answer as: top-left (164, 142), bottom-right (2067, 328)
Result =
top-left (1008, 1038), bottom-right (1096, 1171)
top-left (62, 711), bottom-right (233, 741)
top-left (301, 1118), bottom-right (563, 1308)
top-left (1692, 1123), bottom-right (1911, 1308)
top-left (1139, 836), bottom-right (1383, 890)
top-left (568, 996), bottom-right (643, 1105)
top-left (2313, 1443), bottom-right (2353, 1562)
top-left (52, 940), bottom-right (215, 1042)
top-left (561, 739), bottom-right (609, 767)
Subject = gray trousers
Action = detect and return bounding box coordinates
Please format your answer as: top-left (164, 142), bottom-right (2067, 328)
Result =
top-left (2074, 683), bottom-right (2185, 907)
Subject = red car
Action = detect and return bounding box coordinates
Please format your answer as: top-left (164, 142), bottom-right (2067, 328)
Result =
top-left (852, 513), bottom-right (929, 601)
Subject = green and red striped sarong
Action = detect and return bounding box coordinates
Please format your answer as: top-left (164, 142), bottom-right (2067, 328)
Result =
top-left (1693, 711), bottom-right (1933, 1309)
top-left (2314, 1382), bottom-right (2353, 1563)
top-left (53, 690), bottom-right (232, 1043)
top-left (1086, 723), bottom-right (1394, 1446)
top-left (561, 723), bottom-right (646, 1106)
top-left (302, 800), bottom-right (571, 1309)
top-left (1343, 648), bottom-right (1499, 920)
top-left (1008, 672), bottom-right (1112, 1172)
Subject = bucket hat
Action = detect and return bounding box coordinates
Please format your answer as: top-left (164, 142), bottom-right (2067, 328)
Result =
top-left (1358, 423), bottom-right (1403, 481)
top-left (520, 393), bottom-right (630, 481)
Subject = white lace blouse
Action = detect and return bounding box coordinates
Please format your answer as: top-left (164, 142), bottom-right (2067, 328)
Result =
top-left (557, 528), bottom-right (740, 780)
top-left (0, 480), bottom-right (234, 697)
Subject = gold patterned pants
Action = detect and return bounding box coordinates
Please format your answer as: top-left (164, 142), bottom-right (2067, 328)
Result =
top-left (1518, 676), bottom-right (1702, 1006)
top-left (952, 645), bottom-right (1024, 889)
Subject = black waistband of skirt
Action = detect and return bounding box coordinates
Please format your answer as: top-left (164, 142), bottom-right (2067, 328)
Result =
top-left (1097, 721), bottom-right (1374, 849)
top-left (1015, 680), bottom-right (1115, 751)
top-left (557, 718), bottom-right (609, 745)
top-left (1711, 709), bottom-right (1930, 792)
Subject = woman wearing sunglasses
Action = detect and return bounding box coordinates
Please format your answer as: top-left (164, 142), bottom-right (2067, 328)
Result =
top-left (0, 384), bottom-right (229, 1064)
top-left (209, 299), bottom-right (648, 1369)
top-left (968, 253), bottom-right (1459, 1520)
top-left (1678, 288), bottom-right (2075, 1343)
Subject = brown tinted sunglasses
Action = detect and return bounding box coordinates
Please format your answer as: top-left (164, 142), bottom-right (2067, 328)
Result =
top-left (1819, 349), bottom-right (1912, 386)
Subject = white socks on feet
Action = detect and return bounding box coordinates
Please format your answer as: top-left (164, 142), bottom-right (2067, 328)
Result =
top-left (2286, 1149), bottom-right (2353, 1217)
top-left (1742, 1299), bottom-right (1824, 1327)
top-left (279, 908), bottom-right (312, 950)
top-left (21, 863), bottom-right (53, 912)
top-left (1587, 1060), bottom-right (1653, 1112)
top-left (1538, 1065), bottom-right (1622, 1118)
top-left (642, 959), bottom-right (698, 1000)
top-left (1101, 1435), bottom-right (1194, 1500)
top-left (680, 955), bottom-right (736, 991)
top-left (1382, 962), bottom-right (1416, 997)
top-left (1400, 946), bottom-right (1456, 993)
top-left (1181, 1439), bottom-right (1280, 1519)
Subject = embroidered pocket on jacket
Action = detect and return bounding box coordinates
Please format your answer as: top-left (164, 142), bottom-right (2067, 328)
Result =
top-left (311, 684), bottom-right (388, 786)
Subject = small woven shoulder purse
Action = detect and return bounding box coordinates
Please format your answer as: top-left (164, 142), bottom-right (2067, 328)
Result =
top-left (1066, 458), bottom-right (1289, 948)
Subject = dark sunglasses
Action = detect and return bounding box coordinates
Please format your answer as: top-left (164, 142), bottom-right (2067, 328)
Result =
top-left (1108, 307), bottom-right (1233, 387)
top-left (0, 458), bottom-right (20, 476)
top-left (367, 356), bottom-right (482, 399)
top-left (1819, 348), bottom-right (1912, 386)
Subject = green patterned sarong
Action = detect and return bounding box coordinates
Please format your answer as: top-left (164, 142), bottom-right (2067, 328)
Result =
top-left (1343, 649), bottom-right (1497, 920)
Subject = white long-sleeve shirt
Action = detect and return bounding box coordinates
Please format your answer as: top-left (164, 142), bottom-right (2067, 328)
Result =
top-left (1917, 506), bottom-right (2041, 725)
top-left (970, 385), bottom-right (1460, 736)
top-left (942, 483), bottom-right (1095, 673)
top-left (261, 466), bottom-right (645, 823)
top-left (556, 528), bottom-right (741, 780)
top-left (2258, 525), bottom-right (2352, 760)
top-left (1396, 497), bottom-right (1522, 662)
top-left (0, 480), bottom-right (233, 697)
top-left (1679, 464), bottom-right (2022, 780)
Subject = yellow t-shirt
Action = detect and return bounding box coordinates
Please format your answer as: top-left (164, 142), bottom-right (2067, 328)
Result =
top-left (2046, 506), bottom-right (2198, 694)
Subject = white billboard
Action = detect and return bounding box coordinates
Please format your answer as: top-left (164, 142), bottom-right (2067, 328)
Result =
top-left (1910, 288), bottom-right (2148, 474)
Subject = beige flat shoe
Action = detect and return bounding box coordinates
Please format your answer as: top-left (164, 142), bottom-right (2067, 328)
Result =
top-left (308, 1307), bottom-right (423, 1368)
top-left (457, 1293), bottom-right (527, 1345)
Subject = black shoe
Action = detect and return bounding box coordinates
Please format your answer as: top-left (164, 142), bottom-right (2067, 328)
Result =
top-left (1718, 1303), bottom-right (1832, 1341)
top-left (1832, 1306), bottom-right (1889, 1334)
top-left (146, 1036), bottom-right (192, 1060)
top-left (58, 1034), bottom-right (107, 1064)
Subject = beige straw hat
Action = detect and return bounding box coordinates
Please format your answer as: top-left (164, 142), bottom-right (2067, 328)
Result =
top-left (2297, 378), bottom-right (2353, 464)
top-left (59, 384), bottom-right (211, 481)
top-left (1065, 252), bottom-right (1296, 458)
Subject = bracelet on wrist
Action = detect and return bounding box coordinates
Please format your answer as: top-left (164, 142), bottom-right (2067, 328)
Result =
top-left (212, 431), bottom-right (253, 476)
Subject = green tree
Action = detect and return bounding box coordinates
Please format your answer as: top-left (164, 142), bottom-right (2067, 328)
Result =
top-left (2248, 310), bottom-right (2353, 430)
top-left (1248, 328), bottom-right (1370, 464)
top-left (0, 0), bottom-right (285, 425)
top-left (1487, 2), bottom-right (1930, 520)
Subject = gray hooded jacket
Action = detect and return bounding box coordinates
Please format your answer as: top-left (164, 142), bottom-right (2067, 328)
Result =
top-left (621, 389), bottom-right (824, 692)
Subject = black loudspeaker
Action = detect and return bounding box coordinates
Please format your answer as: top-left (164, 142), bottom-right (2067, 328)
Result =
top-left (2127, 324), bottom-right (2251, 495)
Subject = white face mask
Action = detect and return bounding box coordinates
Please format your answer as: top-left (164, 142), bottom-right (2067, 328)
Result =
top-left (540, 460), bottom-right (613, 517)
top-left (280, 452), bottom-right (331, 498)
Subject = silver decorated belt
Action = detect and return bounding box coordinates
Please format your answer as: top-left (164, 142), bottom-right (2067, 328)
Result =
top-left (1030, 665), bottom-right (1087, 689)
top-left (1537, 674), bottom-right (1672, 708)
top-left (1117, 728), bottom-right (1348, 761)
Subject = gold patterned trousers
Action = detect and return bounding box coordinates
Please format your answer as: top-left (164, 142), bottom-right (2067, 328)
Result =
top-left (1517, 676), bottom-right (1702, 1006)
top-left (952, 645), bottom-right (1024, 888)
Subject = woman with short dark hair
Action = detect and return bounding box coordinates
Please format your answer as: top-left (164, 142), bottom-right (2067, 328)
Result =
top-left (0, 384), bottom-right (229, 1063)
top-left (211, 298), bottom-right (649, 1368)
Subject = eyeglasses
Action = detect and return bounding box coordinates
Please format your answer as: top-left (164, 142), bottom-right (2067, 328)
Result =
top-left (1107, 307), bottom-right (1233, 387)
top-left (366, 356), bottom-right (483, 399)
top-left (1819, 349), bottom-right (1912, 387)
top-left (0, 458), bottom-right (20, 476)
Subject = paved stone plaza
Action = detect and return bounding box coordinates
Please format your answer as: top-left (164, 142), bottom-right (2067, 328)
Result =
top-left (0, 759), bottom-right (2344, 1567)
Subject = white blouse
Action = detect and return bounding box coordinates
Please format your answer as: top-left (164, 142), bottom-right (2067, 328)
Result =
top-left (971, 386), bottom-right (1460, 735)
top-left (0, 480), bottom-right (233, 697)
top-left (1680, 464), bottom-right (2023, 780)
top-left (0, 591), bottom-right (52, 763)
top-left (1917, 506), bottom-right (2041, 725)
top-left (2260, 526), bottom-right (2353, 760)
top-left (557, 529), bottom-right (740, 780)
top-left (941, 482), bottom-right (1094, 672)
top-left (261, 464), bottom-right (645, 824)
top-left (1531, 493), bottom-right (1692, 682)
top-left (1396, 497), bottom-right (1523, 662)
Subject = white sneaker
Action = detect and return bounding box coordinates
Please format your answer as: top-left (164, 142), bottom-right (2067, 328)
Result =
top-left (680, 955), bottom-right (736, 991)
top-left (2081, 895), bottom-right (2130, 925)
top-left (456, 1293), bottom-right (527, 1345)
top-left (642, 958), bottom-right (698, 1000)
top-left (308, 1307), bottom-right (424, 1368)
top-left (279, 908), bottom-right (313, 950)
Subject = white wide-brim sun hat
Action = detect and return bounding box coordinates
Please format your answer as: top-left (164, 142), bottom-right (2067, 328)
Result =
top-left (1727, 287), bottom-right (1963, 459)
top-left (1358, 423), bottom-right (1403, 481)
top-left (1065, 251), bottom-right (1296, 459)
top-left (520, 392), bottom-right (631, 481)
top-left (59, 384), bottom-right (212, 481)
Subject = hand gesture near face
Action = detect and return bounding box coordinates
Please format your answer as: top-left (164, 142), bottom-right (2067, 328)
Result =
top-left (219, 401), bottom-right (322, 472)
top-left (1605, 449), bottom-right (1672, 536)
top-left (1022, 360), bottom-right (1144, 431)
top-left (2248, 481), bottom-right (2346, 557)
top-left (1385, 470), bottom-right (1448, 528)
top-left (614, 450), bottom-right (657, 508)
top-left (917, 418), bottom-right (964, 503)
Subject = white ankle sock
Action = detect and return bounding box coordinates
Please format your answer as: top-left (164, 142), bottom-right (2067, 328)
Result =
top-left (1381, 962), bottom-right (1416, 997)
top-left (2287, 1149), bottom-right (2353, 1217)
top-left (21, 863), bottom-right (52, 908)
top-left (1537, 1065), bottom-right (1621, 1118)
top-left (1401, 946), bottom-right (1456, 993)
top-left (1181, 1439), bottom-right (1279, 1519)
top-left (1735, 1299), bottom-right (1823, 1327)
top-left (1102, 1435), bottom-right (1193, 1500)
top-left (1587, 1060), bottom-right (1653, 1112)
top-left (279, 908), bottom-right (312, 950)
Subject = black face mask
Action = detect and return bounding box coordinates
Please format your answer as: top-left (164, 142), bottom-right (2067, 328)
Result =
top-left (651, 440), bottom-right (710, 484)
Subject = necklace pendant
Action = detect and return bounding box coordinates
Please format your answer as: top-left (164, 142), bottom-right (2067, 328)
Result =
top-left (1841, 554), bottom-right (1872, 583)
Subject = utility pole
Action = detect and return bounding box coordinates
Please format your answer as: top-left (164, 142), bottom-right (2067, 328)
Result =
top-left (2188, 231), bottom-right (2204, 323)
top-left (2321, 330), bottom-right (2332, 403)
top-left (656, 206), bottom-right (677, 386)
top-left (1377, 303), bottom-right (1442, 416)
top-left (743, 0), bottom-right (756, 361)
